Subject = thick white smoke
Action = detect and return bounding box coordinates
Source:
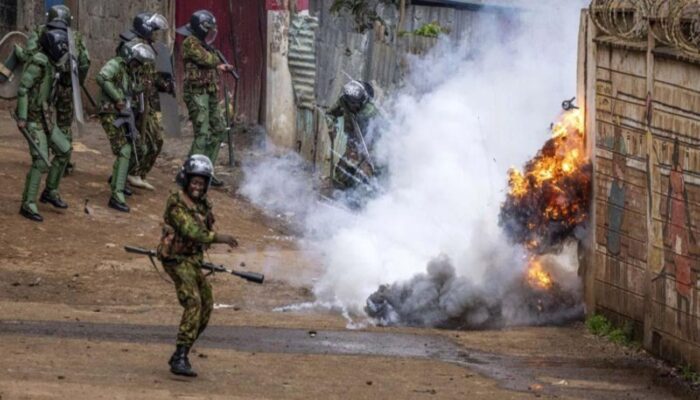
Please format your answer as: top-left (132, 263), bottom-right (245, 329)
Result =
top-left (242, 0), bottom-right (589, 323)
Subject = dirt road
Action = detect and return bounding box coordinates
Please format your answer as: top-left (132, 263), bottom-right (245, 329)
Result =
top-left (0, 116), bottom-right (694, 399)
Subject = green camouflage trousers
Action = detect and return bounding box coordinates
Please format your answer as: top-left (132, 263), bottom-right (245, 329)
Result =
top-left (100, 113), bottom-right (140, 203)
top-left (21, 122), bottom-right (72, 213)
top-left (131, 111), bottom-right (164, 178)
top-left (55, 84), bottom-right (74, 166)
top-left (184, 88), bottom-right (226, 166)
top-left (163, 257), bottom-right (213, 347)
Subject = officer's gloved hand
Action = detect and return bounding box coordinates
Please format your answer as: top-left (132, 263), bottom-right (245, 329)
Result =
top-left (215, 233), bottom-right (239, 248)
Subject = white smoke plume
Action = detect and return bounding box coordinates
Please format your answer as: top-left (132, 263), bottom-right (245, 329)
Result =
top-left (241, 0), bottom-right (590, 327)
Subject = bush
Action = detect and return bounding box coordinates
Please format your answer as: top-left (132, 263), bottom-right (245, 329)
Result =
top-left (586, 314), bottom-right (637, 347)
top-left (585, 314), bottom-right (612, 336)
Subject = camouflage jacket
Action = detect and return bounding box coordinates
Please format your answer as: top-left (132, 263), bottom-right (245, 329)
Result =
top-left (16, 51), bottom-right (60, 123)
top-left (96, 57), bottom-right (145, 113)
top-left (159, 190), bottom-right (216, 261)
top-left (117, 38), bottom-right (172, 110)
top-left (327, 98), bottom-right (378, 144)
top-left (182, 36), bottom-right (219, 93)
top-left (23, 25), bottom-right (90, 84)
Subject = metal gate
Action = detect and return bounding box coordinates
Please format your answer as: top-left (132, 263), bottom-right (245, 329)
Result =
top-left (175, 0), bottom-right (265, 125)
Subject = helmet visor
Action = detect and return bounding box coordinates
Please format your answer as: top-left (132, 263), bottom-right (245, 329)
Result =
top-left (147, 13), bottom-right (169, 31)
top-left (205, 27), bottom-right (218, 45)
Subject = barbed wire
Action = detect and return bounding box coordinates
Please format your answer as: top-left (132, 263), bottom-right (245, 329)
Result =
top-left (590, 0), bottom-right (650, 41)
top-left (591, 0), bottom-right (700, 56)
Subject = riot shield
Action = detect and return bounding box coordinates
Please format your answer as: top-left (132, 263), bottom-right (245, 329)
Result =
top-left (67, 28), bottom-right (85, 124)
top-left (0, 31), bottom-right (28, 99)
top-left (153, 41), bottom-right (180, 137)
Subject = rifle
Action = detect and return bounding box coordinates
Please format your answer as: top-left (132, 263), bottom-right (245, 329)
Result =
top-left (113, 100), bottom-right (141, 166)
top-left (11, 111), bottom-right (52, 167)
top-left (350, 116), bottom-right (375, 174)
top-left (124, 245), bottom-right (265, 284)
top-left (203, 42), bottom-right (240, 81)
top-left (204, 42), bottom-right (238, 166)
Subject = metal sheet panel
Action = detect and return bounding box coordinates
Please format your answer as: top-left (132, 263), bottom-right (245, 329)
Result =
top-left (176, 0), bottom-right (265, 124)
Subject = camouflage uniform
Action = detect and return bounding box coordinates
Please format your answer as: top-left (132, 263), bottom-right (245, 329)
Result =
top-left (133, 60), bottom-right (165, 178)
top-left (96, 57), bottom-right (146, 204)
top-left (117, 40), bottom-right (168, 179)
top-left (182, 36), bottom-right (226, 166)
top-left (22, 26), bottom-right (90, 167)
top-left (160, 190), bottom-right (216, 347)
top-left (17, 51), bottom-right (72, 214)
top-left (327, 97), bottom-right (378, 189)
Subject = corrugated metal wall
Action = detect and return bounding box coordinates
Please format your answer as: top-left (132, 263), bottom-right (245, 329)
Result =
top-left (308, 0), bottom-right (488, 174)
top-left (582, 11), bottom-right (700, 370)
top-left (175, 0), bottom-right (265, 125)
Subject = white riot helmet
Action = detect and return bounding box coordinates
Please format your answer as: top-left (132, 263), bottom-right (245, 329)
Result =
top-left (342, 80), bottom-right (369, 110)
top-left (179, 154), bottom-right (214, 192)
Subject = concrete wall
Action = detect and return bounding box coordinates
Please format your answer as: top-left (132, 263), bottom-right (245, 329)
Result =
top-left (266, 5), bottom-right (297, 149)
top-left (78, 0), bottom-right (175, 109)
top-left (580, 10), bottom-right (700, 371)
top-left (0, 0), bottom-right (17, 38)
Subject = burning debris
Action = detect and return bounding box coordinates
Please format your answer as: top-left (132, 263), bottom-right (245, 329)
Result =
top-left (365, 109), bottom-right (591, 330)
top-left (499, 109), bottom-right (592, 255)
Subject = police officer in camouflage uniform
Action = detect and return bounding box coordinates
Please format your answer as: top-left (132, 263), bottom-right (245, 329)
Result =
top-left (96, 42), bottom-right (156, 212)
top-left (159, 154), bottom-right (238, 377)
top-left (18, 5), bottom-right (90, 176)
top-left (116, 12), bottom-right (171, 191)
top-left (176, 10), bottom-right (235, 187)
top-left (327, 80), bottom-right (378, 189)
top-left (16, 29), bottom-right (72, 222)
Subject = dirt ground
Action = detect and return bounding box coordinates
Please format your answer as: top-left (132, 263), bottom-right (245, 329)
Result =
top-left (0, 115), bottom-right (696, 399)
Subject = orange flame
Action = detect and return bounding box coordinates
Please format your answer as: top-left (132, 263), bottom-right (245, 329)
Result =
top-left (501, 109), bottom-right (591, 291)
top-left (508, 109), bottom-right (586, 203)
top-left (527, 259), bottom-right (553, 290)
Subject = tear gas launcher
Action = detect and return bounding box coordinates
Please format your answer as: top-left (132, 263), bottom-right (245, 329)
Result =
top-left (124, 245), bottom-right (264, 284)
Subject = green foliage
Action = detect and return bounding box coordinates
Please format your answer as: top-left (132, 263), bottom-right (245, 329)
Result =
top-left (586, 314), bottom-right (637, 347)
top-left (585, 314), bottom-right (612, 336)
top-left (330, 0), bottom-right (399, 32)
top-left (679, 364), bottom-right (700, 384)
top-left (413, 22), bottom-right (447, 38)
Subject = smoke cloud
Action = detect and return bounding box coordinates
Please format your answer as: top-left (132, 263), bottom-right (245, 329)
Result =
top-left (241, 0), bottom-right (590, 328)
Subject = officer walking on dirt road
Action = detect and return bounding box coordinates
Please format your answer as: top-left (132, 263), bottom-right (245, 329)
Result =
top-left (116, 12), bottom-right (171, 192)
top-left (16, 29), bottom-right (74, 222)
top-left (176, 10), bottom-right (236, 188)
top-left (159, 154), bottom-right (239, 377)
top-left (17, 5), bottom-right (90, 177)
top-left (96, 42), bottom-right (156, 212)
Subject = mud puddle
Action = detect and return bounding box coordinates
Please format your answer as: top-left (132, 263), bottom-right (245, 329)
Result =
top-left (0, 320), bottom-right (689, 399)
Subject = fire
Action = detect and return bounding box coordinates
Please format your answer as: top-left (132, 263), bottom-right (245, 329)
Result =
top-left (527, 258), bottom-right (553, 290)
top-left (499, 108), bottom-right (592, 255)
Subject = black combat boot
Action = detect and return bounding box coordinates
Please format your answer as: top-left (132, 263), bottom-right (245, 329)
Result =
top-left (40, 189), bottom-right (68, 209)
top-left (108, 197), bottom-right (130, 213)
top-left (19, 206), bottom-right (43, 222)
top-left (169, 345), bottom-right (197, 377)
